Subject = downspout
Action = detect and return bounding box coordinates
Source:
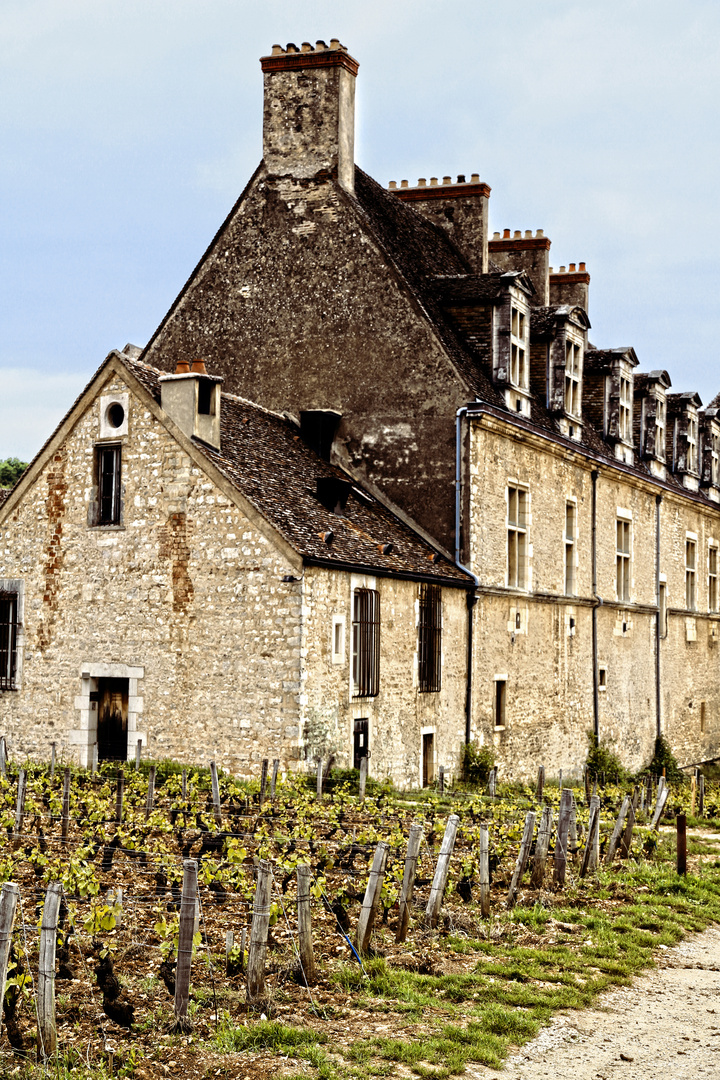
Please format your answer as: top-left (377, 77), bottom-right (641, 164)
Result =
top-left (655, 494), bottom-right (662, 740)
top-left (591, 469), bottom-right (600, 746)
top-left (456, 407), bottom-right (479, 745)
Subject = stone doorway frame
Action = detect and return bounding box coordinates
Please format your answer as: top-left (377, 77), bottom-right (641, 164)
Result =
top-left (71, 662), bottom-right (145, 767)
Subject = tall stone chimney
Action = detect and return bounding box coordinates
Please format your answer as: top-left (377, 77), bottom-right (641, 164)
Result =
top-left (389, 175), bottom-right (491, 273)
top-left (488, 230), bottom-right (551, 305)
top-left (260, 40), bottom-right (358, 194)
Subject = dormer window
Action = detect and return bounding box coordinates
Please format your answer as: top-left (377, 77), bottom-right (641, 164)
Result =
top-left (565, 341), bottom-right (581, 419)
top-left (510, 306), bottom-right (528, 390)
top-left (619, 376), bottom-right (632, 443)
top-left (655, 397), bottom-right (666, 461)
top-left (667, 392), bottom-right (702, 491)
top-left (687, 412), bottom-right (698, 473)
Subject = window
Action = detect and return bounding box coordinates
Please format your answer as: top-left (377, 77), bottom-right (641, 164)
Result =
top-left (494, 679), bottom-right (507, 728)
top-left (619, 377), bottom-right (632, 443)
top-left (510, 307), bottom-right (528, 390)
top-left (198, 380), bottom-right (215, 416)
top-left (598, 666), bottom-right (607, 691)
top-left (710, 547), bottom-right (719, 613)
top-left (686, 539), bottom-right (697, 610)
top-left (687, 413), bottom-right (699, 473)
top-left (655, 397), bottom-right (666, 460)
top-left (658, 581), bottom-right (668, 638)
top-left (507, 486), bottom-right (528, 589)
top-left (418, 583), bottom-right (442, 692)
top-left (352, 588), bottom-right (380, 697)
top-left (331, 616), bottom-right (345, 664)
top-left (616, 518), bottom-right (631, 602)
top-left (712, 431), bottom-right (720, 486)
top-left (564, 502), bottom-right (576, 595)
top-left (565, 341), bottom-right (581, 419)
top-left (97, 445), bottom-right (121, 526)
top-left (0, 592), bottom-right (18, 691)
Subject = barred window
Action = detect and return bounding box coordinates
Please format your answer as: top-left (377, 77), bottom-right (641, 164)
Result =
top-left (352, 588), bottom-right (380, 698)
top-left (686, 539), bottom-right (697, 611)
top-left (655, 397), bottom-right (666, 462)
top-left (97, 445), bottom-right (122, 526)
top-left (418, 584), bottom-right (442, 693)
top-left (616, 519), bottom-right (631, 602)
top-left (0, 593), bottom-right (18, 691)
top-left (687, 414), bottom-right (699, 473)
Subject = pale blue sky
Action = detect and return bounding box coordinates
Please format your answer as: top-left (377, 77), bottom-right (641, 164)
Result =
top-left (2, 0), bottom-right (719, 459)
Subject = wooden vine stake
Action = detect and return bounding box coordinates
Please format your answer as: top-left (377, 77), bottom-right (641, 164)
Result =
top-left (259, 758), bottom-right (269, 803)
top-left (650, 783), bottom-right (669, 829)
top-left (691, 774), bottom-right (697, 817)
top-left (115, 774), bottom-right (124, 825)
top-left (677, 813), bottom-right (687, 875)
top-left (396, 822), bottom-right (424, 943)
top-left (13, 768), bottom-right (26, 838)
top-left (270, 759), bottom-right (280, 799)
top-left (530, 805), bottom-right (553, 888)
top-left (38, 882), bottom-right (62, 1058)
top-left (316, 759), bottom-right (324, 802)
top-left (357, 841), bottom-right (389, 953)
top-left (478, 824), bottom-right (491, 917)
top-left (0, 736), bottom-right (6, 780)
top-left (536, 766), bottom-right (545, 801)
top-left (145, 765), bottom-right (156, 820)
top-left (425, 814), bottom-right (459, 928)
top-left (181, 768), bottom-right (187, 802)
top-left (359, 755), bottom-right (368, 800)
top-left (580, 795), bottom-right (601, 877)
top-left (487, 766), bottom-right (497, 798)
top-left (209, 761), bottom-right (222, 827)
top-left (91, 742), bottom-right (98, 776)
top-left (438, 765), bottom-right (445, 795)
top-left (553, 788), bottom-right (574, 885)
top-left (698, 773), bottom-right (705, 818)
top-left (135, 739), bottom-right (142, 771)
top-left (247, 860), bottom-right (273, 1002)
top-left (61, 767), bottom-right (71, 842)
top-left (50, 742), bottom-right (56, 782)
top-left (619, 798), bottom-right (636, 859)
top-left (296, 864), bottom-right (316, 985)
top-left (507, 811), bottom-right (536, 909)
top-left (0, 881), bottom-right (20, 1035)
top-left (174, 859), bottom-right (198, 1030)
top-left (225, 930), bottom-right (234, 975)
top-left (604, 795), bottom-right (631, 865)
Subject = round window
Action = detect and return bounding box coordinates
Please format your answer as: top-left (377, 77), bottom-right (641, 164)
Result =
top-left (107, 402), bottom-right (125, 429)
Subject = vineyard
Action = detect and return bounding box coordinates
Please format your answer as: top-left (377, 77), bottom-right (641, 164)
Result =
top-left (2, 753), bottom-right (720, 1080)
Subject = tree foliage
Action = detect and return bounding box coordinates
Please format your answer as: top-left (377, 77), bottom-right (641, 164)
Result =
top-left (0, 457), bottom-right (28, 488)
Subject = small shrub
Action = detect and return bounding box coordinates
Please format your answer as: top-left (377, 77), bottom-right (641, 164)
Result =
top-left (641, 735), bottom-right (685, 783)
top-left (462, 742), bottom-right (495, 787)
top-left (585, 731), bottom-right (626, 782)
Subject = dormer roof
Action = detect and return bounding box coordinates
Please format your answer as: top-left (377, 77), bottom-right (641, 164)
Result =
top-left (531, 304), bottom-right (590, 339)
top-left (584, 347), bottom-right (639, 372)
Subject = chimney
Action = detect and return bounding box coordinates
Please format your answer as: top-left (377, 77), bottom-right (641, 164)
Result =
top-left (159, 359), bottom-right (224, 451)
top-left (389, 174), bottom-right (491, 273)
top-left (549, 262), bottom-right (590, 313)
top-left (300, 409), bottom-right (342, 461)
top-left (260, 40), bottom-right (358, 194)
top-left (488, 230), bottom-right (551, 305)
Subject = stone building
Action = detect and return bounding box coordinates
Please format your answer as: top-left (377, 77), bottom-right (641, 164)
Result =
top-left (2, 39), bottom-right (719, 780)
top-left (0, 349), bottom-right (471, 783)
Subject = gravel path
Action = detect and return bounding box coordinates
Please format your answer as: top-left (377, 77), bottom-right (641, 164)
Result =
top-left (477, 925), bottom-right (720, 1080)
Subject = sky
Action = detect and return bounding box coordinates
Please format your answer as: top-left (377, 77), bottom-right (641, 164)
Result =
top-left (1, 0), bottom-right (719, 461)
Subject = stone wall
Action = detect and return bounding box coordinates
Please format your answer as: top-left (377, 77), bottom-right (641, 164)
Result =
top-left (468, 412), bottom-right (720, 778)
top-left (0, 372), bottom-right (304, 772)
top-left (300, 567), bottom-right (468, 788)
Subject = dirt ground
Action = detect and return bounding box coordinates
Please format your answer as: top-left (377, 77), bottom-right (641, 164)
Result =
top-left (477, 925), bottom-right (720, 1080)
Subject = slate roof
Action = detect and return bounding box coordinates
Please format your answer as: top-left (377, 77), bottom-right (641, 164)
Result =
top-left (125, 356), bottom-right (472, 585)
